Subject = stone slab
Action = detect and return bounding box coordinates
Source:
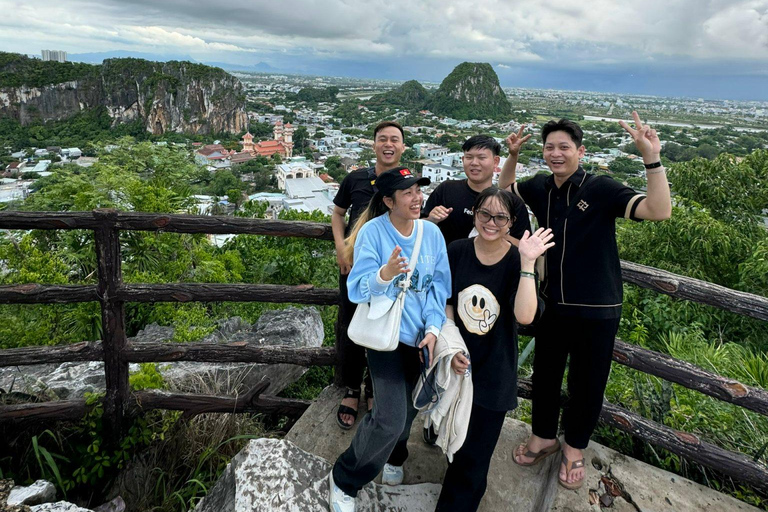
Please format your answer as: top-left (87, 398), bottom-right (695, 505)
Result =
top-left (194, 438), bottom-right (440, 512)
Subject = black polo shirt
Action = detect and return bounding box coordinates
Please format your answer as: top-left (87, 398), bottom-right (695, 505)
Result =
top-left (513, 167), bottom-right (645, 319)
top-left (423, 179), bottom-right (531, 246)
top-left (333, 167), bottom-right (377, 235)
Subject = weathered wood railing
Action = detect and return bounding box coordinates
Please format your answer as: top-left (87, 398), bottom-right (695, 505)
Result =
top-left (0, 210), bottom-right (767, 493)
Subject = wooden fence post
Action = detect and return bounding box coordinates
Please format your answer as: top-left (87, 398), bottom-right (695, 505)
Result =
top-left (93, 209), bottom-right (129, 440)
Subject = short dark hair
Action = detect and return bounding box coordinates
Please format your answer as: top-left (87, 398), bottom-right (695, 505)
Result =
top-left (462, 134), bottom-right (501, 156)
top-left (541, 119), bottom-right (583, 146)
top-left (472, 186), bottom-right (517, 226)
top-left (373, 121), bottom-right (405, 141)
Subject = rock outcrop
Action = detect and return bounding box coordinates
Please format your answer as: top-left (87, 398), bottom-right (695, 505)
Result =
top-left (0, 308), bottom-right (323, 400)
top-left (0, 53), bottom-right (246, 134)
top-left (428, 62), bottom-right (511, 120)
top-left (194, 438), bottom-right (441, 512)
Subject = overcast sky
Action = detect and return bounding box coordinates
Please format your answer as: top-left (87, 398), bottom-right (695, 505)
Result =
top-left (2, 0), bottom-right (767, 100)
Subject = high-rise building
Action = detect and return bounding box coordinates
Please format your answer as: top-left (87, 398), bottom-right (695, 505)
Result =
top-left (41, 50), bottom-right (67, 63)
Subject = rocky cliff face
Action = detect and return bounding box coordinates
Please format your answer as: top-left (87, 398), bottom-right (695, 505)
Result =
top-left (429, 62), bottom-right (511, 120)
top-left (0, 55), bottom-right (246, 135)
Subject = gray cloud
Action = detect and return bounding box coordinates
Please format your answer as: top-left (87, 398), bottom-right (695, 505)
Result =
top-left (1, 0), bottom-right (767, 90)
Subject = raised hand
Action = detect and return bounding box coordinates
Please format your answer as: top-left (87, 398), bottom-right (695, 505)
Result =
top-left (381, 245), bottom-right (409, 281)
top-left (506, 125), bottom-right (532, 155)
top-left (619, 111), bottom-right (661, 162)
top-left (427, 205), bottom-right (453, 224)
top-left (518, 228), bottom-right (555, 264)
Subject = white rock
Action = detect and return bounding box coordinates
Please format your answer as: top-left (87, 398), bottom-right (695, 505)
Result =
top-left (8, 479), bottom-right (56, 506)
top-left (30, 501), bottom-right (93, 512)
top-left (195, 438), bottom-right (440, 512)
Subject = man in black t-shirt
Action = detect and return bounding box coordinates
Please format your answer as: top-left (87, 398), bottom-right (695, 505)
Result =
top-left (499, 113), bottom-right (671, 489)
top-left (331, 120), bottom-right (406, 429)
top-left (423, 135), bottom-right (531, 245)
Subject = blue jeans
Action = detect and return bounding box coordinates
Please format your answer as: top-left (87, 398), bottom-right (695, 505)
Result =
top-left (332, 343), bottom-right (421, 497)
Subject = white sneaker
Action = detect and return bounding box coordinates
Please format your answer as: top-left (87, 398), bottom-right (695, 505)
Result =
top-left (329, 471), bottom-right (355, 512)
top-left (382, 463), bottom-right (404, 485)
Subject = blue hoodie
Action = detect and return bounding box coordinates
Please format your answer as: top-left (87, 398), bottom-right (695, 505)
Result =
top-left (348, 215), bottom-right (450, 347)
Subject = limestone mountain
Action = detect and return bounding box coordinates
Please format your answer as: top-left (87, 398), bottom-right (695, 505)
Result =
top-left (0, 52), bottom-right (246, 134)
top-left (429, 62), bottom-right (511, 120)
top-left (367, 80), bottom-right (431, 109)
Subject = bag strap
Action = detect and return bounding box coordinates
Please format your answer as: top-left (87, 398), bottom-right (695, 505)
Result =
top-left (399, 220), bottom-right (423, 291)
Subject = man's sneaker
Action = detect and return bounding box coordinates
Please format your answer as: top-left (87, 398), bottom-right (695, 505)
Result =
top-left (382, 463), bottom-right (404, 486)
top-left (329, 471), bottom-right (355, 512)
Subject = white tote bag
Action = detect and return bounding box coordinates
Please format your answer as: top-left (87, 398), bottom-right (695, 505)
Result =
top-left (347, 220), bottom-right (424, 351)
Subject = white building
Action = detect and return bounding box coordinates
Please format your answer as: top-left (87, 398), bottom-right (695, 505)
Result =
top-left (414, 143), bottom-right (449, 160)
top-left (422, 164), bottom-right (465, 184)
top-left (276, 157), bottom-right (317, 189)
top-left (41, 50), bottom-right (67, 62)
top-left (283, 177), bottom-right (335, 215)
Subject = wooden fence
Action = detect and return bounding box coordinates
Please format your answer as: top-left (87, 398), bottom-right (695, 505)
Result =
top-left (0, 210), bottom-right (767, 493)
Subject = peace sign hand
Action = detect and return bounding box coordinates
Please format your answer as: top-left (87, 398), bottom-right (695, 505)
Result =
top-left (619, 111), bottom-right (661, 162)
top-left (505, 125), bottom-right (532, 155)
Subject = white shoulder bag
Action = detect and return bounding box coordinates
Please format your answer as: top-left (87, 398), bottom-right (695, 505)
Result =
top-left (347, 220), bottom-right (424, 351)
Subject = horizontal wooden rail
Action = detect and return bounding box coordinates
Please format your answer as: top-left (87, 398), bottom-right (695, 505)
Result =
top-left (0, 284), bottom-right (98, 304)
top-left (0, 380), bottom-right (309, 424)
top-left (0, 283), bottom-right (339, 305)
top-left (612, 339), bottom-right (768, 416)
top-left (0, 343), bottom-right (336, 367)
top-left (517, 378), bottom-right (768, 494)
top-left (621, 260), bottom-right (768, 321)
top-left (0, 211), bottom-right (334, 240)
top-left (117, 283), bottom-right (339, 305)
top-left (124, 344), bottom-right (337, 365)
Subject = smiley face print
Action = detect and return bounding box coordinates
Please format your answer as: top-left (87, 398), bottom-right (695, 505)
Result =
top-left (457, 284), bottom-right (500, 335)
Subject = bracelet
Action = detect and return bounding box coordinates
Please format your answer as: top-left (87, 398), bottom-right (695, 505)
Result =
top-left (520, 271), bottom-right (537, 280)
top-left (644, 161), bottom-right (663, 169)
top-left (646, 168), bottom-right (666, 175)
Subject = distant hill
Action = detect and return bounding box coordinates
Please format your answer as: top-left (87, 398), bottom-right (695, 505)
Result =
top-left (428, 62), bottom-right (511, 120)
top-left (0, 52), bottom-right (246, 135)
top-left (367, 80), bottom-right (430, 109)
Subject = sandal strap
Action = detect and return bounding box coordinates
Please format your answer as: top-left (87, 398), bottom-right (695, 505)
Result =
top-left (343, 388), bottom-right (361, 399)
top-left (337, 405), bottom-right (358, 417)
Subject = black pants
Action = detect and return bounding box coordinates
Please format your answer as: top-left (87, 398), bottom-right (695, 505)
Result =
top-left (435, 403), bottom-right (507, 512)
top-left (336, 271), bottom-right (371, 391)
top-left (531, 308), bottom-right (620, 449)
top-left (332, 344), bottom-right (421, 497)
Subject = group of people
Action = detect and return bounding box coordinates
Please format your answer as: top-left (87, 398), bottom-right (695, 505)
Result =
top-left (329, 113), bottom-right (672, 512)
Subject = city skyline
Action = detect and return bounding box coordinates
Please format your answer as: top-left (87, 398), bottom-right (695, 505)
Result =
top-left (1, 0), bottom-right (767, 101)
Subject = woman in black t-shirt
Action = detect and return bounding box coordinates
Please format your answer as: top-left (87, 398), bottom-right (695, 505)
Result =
top-left (436, 187), bottom-right (554, 512)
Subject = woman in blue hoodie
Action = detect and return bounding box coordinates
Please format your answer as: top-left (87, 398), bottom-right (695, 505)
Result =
top-left (329, 167), bottom-right (451, 512)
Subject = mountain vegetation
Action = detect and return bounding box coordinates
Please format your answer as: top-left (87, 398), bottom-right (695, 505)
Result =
top-left (429, 62), bottom-right (511, 120)
top-left (366, 79), bottom-right (431, 110)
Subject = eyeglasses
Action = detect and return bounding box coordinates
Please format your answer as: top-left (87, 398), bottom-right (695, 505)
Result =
top-left (475, 209), bottom-right (511, 227)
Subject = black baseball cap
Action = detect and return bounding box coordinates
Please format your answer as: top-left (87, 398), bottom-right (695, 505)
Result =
top-left (375, 167), bottom-right (430, 196)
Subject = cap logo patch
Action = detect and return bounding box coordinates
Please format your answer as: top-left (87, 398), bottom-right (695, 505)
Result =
top-left (399, 169), bottom-right (412, 177)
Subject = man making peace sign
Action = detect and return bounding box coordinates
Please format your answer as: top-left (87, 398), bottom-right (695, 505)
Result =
top-left (498, 112), bottom-right (671, 489)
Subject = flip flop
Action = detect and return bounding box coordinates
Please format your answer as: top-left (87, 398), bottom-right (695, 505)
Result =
top-left (558, 452), bottom-right (586, 490)
top-left (513, 438), bottom-right (561, 466)
top-left (337, 387), bottom-right (360, 430)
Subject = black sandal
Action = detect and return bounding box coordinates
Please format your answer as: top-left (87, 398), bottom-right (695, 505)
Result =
top-left (337, 387), bottom-right (361, 430)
